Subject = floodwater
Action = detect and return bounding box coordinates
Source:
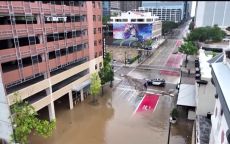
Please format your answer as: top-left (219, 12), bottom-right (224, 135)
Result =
top-left (30, 82), bottom-right (191, 144)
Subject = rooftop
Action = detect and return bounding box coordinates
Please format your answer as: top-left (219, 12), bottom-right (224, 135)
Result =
top-left (199, 49), bottom-right (213, 79)
top-left (196, 115), bottom-right (211, 144)
top-left (211, 62), bottom-right (230, 111)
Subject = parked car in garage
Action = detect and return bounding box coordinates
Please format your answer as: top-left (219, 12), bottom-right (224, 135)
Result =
top-left (147, 78), bottom-right (166, 87)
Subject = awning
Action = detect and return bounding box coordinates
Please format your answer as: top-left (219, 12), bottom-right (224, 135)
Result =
top-left (177, 84), bottom-right (196, 107)
top-left (72, 80), bottom-right (91, 91)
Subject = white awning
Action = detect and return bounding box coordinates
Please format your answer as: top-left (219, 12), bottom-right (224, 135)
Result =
top-left (177, 84), bottom-right (196, 107)
top-left (72, 80), bottom-right (91, 91)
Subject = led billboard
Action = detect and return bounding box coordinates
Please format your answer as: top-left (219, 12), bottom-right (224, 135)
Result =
top-left (113, 24), bottom-right (152, 41)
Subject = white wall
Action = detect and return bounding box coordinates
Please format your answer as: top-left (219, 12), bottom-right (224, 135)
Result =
top-left (0, 73), bottom-right (13, 142)
top-left (195, 77), bottom-right (216, 116)
top-left (209, 98), bottom-right (229, 144)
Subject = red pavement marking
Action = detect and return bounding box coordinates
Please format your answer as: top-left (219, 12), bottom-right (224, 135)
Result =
top-left (160, 52), bottom-right (184, 76)
top-left (135, 93), bottom-right (159, 113)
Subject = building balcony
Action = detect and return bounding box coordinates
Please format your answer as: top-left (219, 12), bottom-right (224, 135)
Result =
top-left (0, 24), bottom-right (43, 40)
top-left (2, 61), bottom-right (47, 85)
top-left (0, 22), bottom-right (88, 40)
top-left (0, 1), bottom-right (87, 15)
top-left (0, 43), bottom-right (46, 63)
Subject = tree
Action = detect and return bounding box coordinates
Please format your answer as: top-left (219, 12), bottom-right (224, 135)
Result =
top-left (143, 39), bottom-right (153, 48)
top-left (162, 21), bottom-right (179, 35)
top-left (189, 21), bottom-right (195, 31)
top-left (11, 96), bottom-right (55, 144)
top-left (90, 72), bottom-right (101, 105)
top-left (187, 26), bottom-right (226, 42)
top-left (179, 41), bottom-right (198, 67)
top-left (102, 16), bottom-right (110, 25)
top-left (99, 52), bottom-right (114, 95)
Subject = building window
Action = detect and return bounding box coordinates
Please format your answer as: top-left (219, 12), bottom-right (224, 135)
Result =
top-left (122, 19), bottom-right (128, 22)
top-left (28, 36), bottom-right (36, 45)
top-left (94, 28), bottom-right (96, 34)
top-left (146, 19), bottom-right (152, 22)
top-left (137, 19), bottom-right (144, 22)
top-left (95, 52), bottom-right (97, 58)
top-left (98, 2), bottom-right (101, 8)
top-left (131, 19), bottom-right (136, 22)
top-left (221, 109), bottom-right (223, 116)
top-left (93, 15), bottom-right (96, 21)
top-left (98, 15), bottom-right (101, 21)
top-left (95, 64), bottom-right (97, 70)
top-left (98, 39), bottom-right (102, 45)
top-left (92, 1), bottom-right (95, 8)
top-left (99, 51), bottom-right (102, 56)
top-left (98, 27), bottom-right (101, 33)
top-left (99, 62), bottom-right (102, 68)
top-left (115, 19), bottom-right (121, 22)
top-left (94, 40), bottom-right (97, 46)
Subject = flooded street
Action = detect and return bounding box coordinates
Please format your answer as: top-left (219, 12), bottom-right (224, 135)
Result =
top-left (30, 77), bottom-right (192, 144)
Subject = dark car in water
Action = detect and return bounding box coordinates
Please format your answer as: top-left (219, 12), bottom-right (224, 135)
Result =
top-left (147, 78), bottom-right (166, 87)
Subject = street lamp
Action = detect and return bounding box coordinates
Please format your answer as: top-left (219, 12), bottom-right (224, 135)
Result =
top-left (167, 117), bottom-right (173, 144)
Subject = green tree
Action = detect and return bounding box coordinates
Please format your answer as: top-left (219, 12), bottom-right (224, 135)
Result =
top-left (179, 41), bottom-right (198, 67)
top-left (187, 26), bottom-right (226, 42)
top-left (143, 39), bottom-right (153, 48)
top-left (189, 21), bottom-right (195, 31)
top-left (11, 96), bottom-right (55, 144)
top-left (99, 52), bottom-right (114, 95)
top-left (102, 16), bottom-right (110, 25)
top-left (90, 72), bottom-right (101, 104)
top-left (162, 21), bottom-right (179, 35)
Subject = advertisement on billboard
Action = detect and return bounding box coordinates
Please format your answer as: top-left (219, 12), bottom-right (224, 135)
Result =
top-left (113, 23), bottom-right (152, 41)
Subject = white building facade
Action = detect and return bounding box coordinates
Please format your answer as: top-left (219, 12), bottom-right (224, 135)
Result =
top-left (209, 50), bottom-right (230, 144)
top-left (109, 11), bottom-right (162, 39)
top-left (195, 1), bottom-right (230, 28)
top-left (195, 49), bottom-right (216, 116)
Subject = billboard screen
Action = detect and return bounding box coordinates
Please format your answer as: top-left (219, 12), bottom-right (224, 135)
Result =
top-left (113, 24), bottom-right (152, 41)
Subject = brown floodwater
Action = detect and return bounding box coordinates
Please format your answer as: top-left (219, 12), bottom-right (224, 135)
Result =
top-left (30, 83), bottom-right (191, 144)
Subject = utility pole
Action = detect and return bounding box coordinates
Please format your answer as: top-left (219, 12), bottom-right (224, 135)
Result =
top-left (167, 118), bottom-right (172, 144)
top-left (125, 51), bottom-right (127, 66)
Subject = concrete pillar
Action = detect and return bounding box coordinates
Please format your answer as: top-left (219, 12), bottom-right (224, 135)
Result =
top-left (80, 89), bottom-right (84, 102)
top-left (45, 85), bottom-right (55, 120)
top-left (69, 91), bottom-right (73, 110)
top-left (48, 102), bottom-right (55, 121)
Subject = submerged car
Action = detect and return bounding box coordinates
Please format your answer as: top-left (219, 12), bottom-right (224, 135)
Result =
top-left (147, 78), bottom-right (166, 87)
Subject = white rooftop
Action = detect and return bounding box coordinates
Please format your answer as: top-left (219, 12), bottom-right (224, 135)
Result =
top-left (211, 62), bottom-right (230, 111)
top-left (177, 84), bottom-right (196, 107)
top-left (109, 11), bottom-right (159, 23)
top-left (199, 49), bottom-right (213, 79)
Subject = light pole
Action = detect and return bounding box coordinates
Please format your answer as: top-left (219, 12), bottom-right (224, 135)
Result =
top-left (167, 117), bottom-right (172, 144)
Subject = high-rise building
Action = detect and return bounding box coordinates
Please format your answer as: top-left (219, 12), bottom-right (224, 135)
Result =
top-left (110, 1), bottom-right (121, 16)
top-left (0, 1), bottom-right (103, 142)
top-left (120, 1), bottom-right (142, 12)
top-left (195, 1), bottom-right (230, 28)
top-left (138, 1), bottom-right (190, 23)
top-left (102, 1), bottom-right (110, 16)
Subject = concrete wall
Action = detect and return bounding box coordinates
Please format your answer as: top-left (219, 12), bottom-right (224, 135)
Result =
top-left (0, 71), bottom-right (13, 142)
top-left (195, 77), bottom-right (216, 116)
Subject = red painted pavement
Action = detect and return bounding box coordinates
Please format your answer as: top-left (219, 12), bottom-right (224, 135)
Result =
top-left (135, 93), bottom-right (159, 113)
top-left (160, 40), bottom-right (184, 76)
